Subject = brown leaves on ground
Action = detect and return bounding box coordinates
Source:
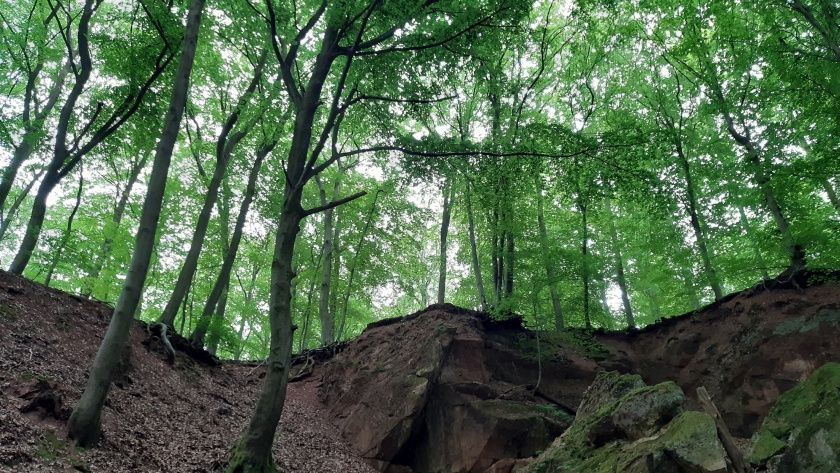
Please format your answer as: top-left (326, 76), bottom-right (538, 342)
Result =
top-left (0, 271), bottom-right (377, 473)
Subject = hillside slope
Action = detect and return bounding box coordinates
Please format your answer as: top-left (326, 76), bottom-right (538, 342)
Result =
top-left (0, 270), bottom-right (375, 473)
top-left (1, 270), bottom-right (839, 472)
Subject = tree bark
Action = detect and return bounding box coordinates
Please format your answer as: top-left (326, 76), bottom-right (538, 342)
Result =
top-left (0, 168), bottom-right (44, 244)
top-left (191, 142), bottom-right (272, 347)
top-left (0, 61), bottom-right (67, 220)
top-left (45, 169), bottom-right (85, 287)
top-left (67, 0), bottom-right (205, 447)
top-left (465, 182), bottom-right (487, 309)
top-left (437, 178), bottom-right (454, 304)
top-left (605, 198), bottom-right (635, 328)
top-left (159, 51), bottom-right (267, 328)
top-left (536, 186), bottom-right (564, 329)
top-left (9, 0), bottom-right (171, 274)
top-left (580, 201), bottom-right (591, 329)
top-left (823, 177), bottom-right (840, 213)
top-left (83, 152), bottom-right (150, 298)
top-left (225, 24), bottom-right (341, 472)
top-left (736, 203), bottom-right (771, 279)
top-left (315, 175), bottom-right (339, 345)
top-left (675, 143), bottom-right (722, 300)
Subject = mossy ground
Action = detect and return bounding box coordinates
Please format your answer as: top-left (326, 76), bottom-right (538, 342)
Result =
top-left (748, 362), bottom-right (840, 470)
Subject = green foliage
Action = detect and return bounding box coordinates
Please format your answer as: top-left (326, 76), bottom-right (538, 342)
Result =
top-left (0, 0), bottom-right (837, 359)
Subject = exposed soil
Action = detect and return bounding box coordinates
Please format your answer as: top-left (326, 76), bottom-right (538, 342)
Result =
top-left (0, 270), bottom-right (376, 473)
top-left (598, 271), bottom-right (840, 436)
top-left (1, 269), bottom-right (838, 473)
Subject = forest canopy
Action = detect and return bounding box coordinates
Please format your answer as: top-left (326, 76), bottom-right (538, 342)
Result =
top-left (1, 0), bottom-right (839, 460)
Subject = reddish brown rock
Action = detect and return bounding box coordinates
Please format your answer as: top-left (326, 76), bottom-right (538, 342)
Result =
top-left (319, 304), bottom-right (597, 472)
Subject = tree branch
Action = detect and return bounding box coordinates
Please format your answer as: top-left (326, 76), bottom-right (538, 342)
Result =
top-left (302, 191), bottom-right (367, 217)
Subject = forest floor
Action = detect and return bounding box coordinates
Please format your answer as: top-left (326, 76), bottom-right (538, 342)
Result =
top-left (0, 270), bottom-right (377, 473)
top-left (1, 269), bottom-right (839, 472)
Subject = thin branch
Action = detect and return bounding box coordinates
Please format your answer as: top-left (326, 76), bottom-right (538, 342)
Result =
top-left (302, 191), bottom-right (367, 217)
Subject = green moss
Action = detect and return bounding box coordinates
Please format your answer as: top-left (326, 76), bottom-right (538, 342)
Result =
top-left (761, 362), bottom-right (840, 438)
top-left (0, 303), bottom-right (15, 321)
top-left (35, 430), bottom-right (65, 461)
top-left (773, 310), bottom-right (840, 336)
top-left (748, 430), bottom-right (786, 463)
top-left (748, 362), bottom-right (840, 470)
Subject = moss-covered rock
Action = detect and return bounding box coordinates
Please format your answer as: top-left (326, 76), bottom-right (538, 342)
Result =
top-left (747, 362), bottom-right (840, 472)
top-left (523, 372), bottom-right (726, 473)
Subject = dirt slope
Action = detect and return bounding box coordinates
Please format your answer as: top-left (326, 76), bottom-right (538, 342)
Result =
top-left (598, 271), bottom-right (840, 436)
top-left (1, 269), bottom-right (839, 473)
top-left (0, 270), bottom-right (375, 473)
top-left (318, 272), bottom-right (840, 472)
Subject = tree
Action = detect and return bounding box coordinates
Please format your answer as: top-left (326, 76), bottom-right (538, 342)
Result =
top-left (67, 0), bottom-right (206, 446)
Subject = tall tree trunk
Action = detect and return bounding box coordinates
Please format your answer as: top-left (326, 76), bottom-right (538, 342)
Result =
top-left (315, 175), bottom-right (339, 345)
top-left (9, 0), bottom-right (169, 274)
top-left (580, 201), bottom-right (591, 329)
top-left (736, 203), bottom-right (771, 279)
top-left (225, 25), bottom-right (342, 472)
top-left (205, 285), bottom-right (229, 355)
top-left (159, 52), bottom-right (267, 328)
top-left (823, 177), bottom-right (840, 213)
top-left (67, 0), bottom-right (205, 446)
top-left (675, 143), bottom-right (722, 300)
top-left (191, 143), bottom-right (272, 347)
top-left (504, 229), bottom-right (514, 298)
top-left (536, 187), bottom-right (564, 329)
top-left (0, 62), bottom-right (67, 220)
top-left (437, 178), bottom-right (454, 304)
top-left (702, 42), bottom-right (803, 270)
top-left (605, 198), bottom-right (635, 328)
top-left (0, 168), bottom-right (45, 244)
top-left (45, 169), bottom-right (85, 287)
top-left (465, 182), bottom-right (487, 309)
top-left (84, 152), bottom-right (150, 298)
top-left (337, 191), bottom-right (380, 340)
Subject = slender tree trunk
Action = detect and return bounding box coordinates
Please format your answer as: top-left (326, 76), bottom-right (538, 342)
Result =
top-left (45, 170), bottom-right (85, 287)
top-left (736, 203), bottom-right (771, 279)
top-left (315, 175), bottom-right (339, 345)
top-left (0, 141), bottom-right (36, 220)
top-left (437, 178), bottom-right (454, 304)
top-left (205, 285), bottom-right (229, 355)
top-left (191, 144), bottom-right (271, 347)
top-left (9, 169), bottom-right (60, 274)
top-left (84, 153), bottom-right (150, 297)
top-left (337, 191), bottom-right (380, 340)
top-left (605, 198), bottom-right (635, 328)
top-left (465, 182), bottom-right (487, 309)
top-left (225, 25), bottom-right (340, 472)
top-left (67, 0), bottom-right (205, 446)
top-left (0, 62), bottom-right (67, 219)
top-left (681, 269), bottom-right (702, 310)
top-left (675, 144), bottom-right (722, 299)
top-left (159, 53), bottom-right (266, 328)
top-left (504, 227), bottom-right (514, 298)
top-left (0, 168), bottom-right (44, 244)
top-left (823, 177), bottom-right (840, 213)
top-left (580, 202), bottom-right (591, 329)
top-left (536, 189), bottom-right (564, 329)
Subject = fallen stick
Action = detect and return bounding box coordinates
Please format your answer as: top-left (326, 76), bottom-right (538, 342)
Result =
top-left (697, 386), bottom-right (750, 473)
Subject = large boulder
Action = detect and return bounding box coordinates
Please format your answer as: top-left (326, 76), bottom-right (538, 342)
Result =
top-left (524, 371), bottom-right (727, 473)
top-left (318, 305), bottom-right (601, 472)
top-left (747, 362), bottom-right (840, 473)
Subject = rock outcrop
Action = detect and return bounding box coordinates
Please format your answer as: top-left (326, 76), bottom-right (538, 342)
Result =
top-left (523, 371), bottom-right (727, 473)
top-left (318, 305), bottom-right (600, 472)
top-left (747, 362), bottom-right (840, 473)
top-left (598, 271), bottom-right (840, 435)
